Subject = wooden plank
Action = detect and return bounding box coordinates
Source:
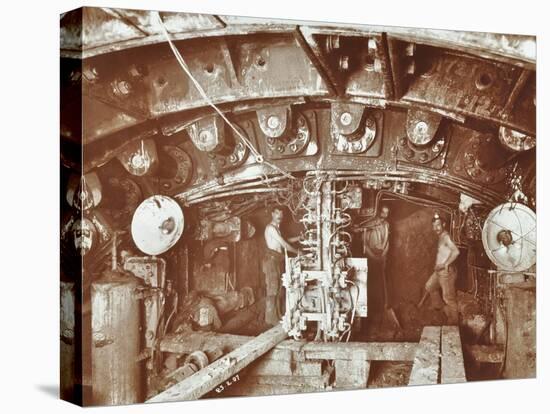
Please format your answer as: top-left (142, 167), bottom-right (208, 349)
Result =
top-left (247, 359), bottom-right (322, 376)
top-left (295, 361), bottom-right (323, 376)
top-left (147, 325), bottom-right (287, 402)
top-left (275, 339), bottom-right (308, 353)
top-left (247, 369), bottom-right (331, 387)
top-left (264, 348), bottom-right (296, 362)
top-left (335, 356), bottom-right (370, 389)
top-left (221, 382), bottom-right (325, 397)
top-left (160, 331), bottom-right (250, 354)
top-left (271, 339), bottom-right (307, 361)
top-left (302, 341), bottom-right (418, 361)
top-left (441, 326), bottom-right (467, 384)
top-left (408, 326), bottom-right (441, 386)
top-left (247, 359), bottom-right (291, 376)
top-left (220, 368), bottom-right (330, 397)
top-left (161, 334), bottom-right (416, 362)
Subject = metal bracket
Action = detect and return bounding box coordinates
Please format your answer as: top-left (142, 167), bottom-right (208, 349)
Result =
top-left (406, 109), bottom-right (442, 146)
top-left (185, 115), bottom-right (226, 153)
top-left (256, 105), bottom-right (290, 138)
top-left (258, 107), bottom-right (315, 159)
top-left (330, 102), bottom-right (377, 154)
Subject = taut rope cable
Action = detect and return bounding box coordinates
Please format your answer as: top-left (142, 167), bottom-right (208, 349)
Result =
top-left (154, 12), bottom-right (294, 181)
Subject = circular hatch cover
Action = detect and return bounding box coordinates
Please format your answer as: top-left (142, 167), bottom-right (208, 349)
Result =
top-left (131, 195), bottom-right (184, 255)
top-left (482, 202), bottom-right (536, 272)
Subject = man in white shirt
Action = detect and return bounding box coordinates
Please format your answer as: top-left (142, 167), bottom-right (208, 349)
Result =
top-left (262, 206), bottom-right (299, 326)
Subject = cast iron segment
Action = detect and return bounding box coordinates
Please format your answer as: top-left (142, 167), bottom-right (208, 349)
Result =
top-left (61, 8), bottom-right (535, 68)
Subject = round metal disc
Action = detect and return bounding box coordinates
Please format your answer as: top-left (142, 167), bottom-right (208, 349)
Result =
top-left (498, 126), bottom-right (535, 152)
top-left (131, 195), bottom-right (184, 255)
top-left (482, 202), bottom-right (536, 272)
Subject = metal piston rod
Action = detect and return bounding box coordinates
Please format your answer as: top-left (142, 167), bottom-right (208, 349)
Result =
top-left (282, 178), bottom-right (367, 341)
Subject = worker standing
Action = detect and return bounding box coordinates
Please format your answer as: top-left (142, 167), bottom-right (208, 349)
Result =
top-left (423, 213), bottom-right (460, 324)
top-left (354, 205), bottom-right (391, 319)
top-left (262, 206), bottom-right (299, 327)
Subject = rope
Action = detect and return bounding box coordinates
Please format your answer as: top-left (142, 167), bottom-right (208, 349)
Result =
top-left (154, 12), bottom-right (294, 180)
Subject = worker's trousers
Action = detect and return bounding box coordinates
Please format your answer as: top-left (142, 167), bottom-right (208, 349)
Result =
top-left (262, 248), bottom-right (285, 326)
top-left (425, 266), bottom-right (459, 325)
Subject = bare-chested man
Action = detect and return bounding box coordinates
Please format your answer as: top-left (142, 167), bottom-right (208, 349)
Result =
top-left (262, 206), bottom-right (299, 326)
top-left (424, 213), bottom-right (460, 324)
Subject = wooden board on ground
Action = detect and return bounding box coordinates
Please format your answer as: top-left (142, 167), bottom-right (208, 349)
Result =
top-left (263, 347), bottom-right (306, 362)
top-left (408, 326), bottom-right (441, 386)
top-left (220, 382), bottom-right (326, 397)
top-left (440, 326), bottom-right (466, 384)
top-left (161, 333), bottom-right (416, 362)
top-left (247, 368), bottom-right (331, 387)
top-left (247, 359), bottom-right (323, 376)
top-left (160, 331), bottom-right (250, 354)
top-left (147, 325), bottom-right (288, 402)
top-left (335, 356), bottom-right (370, 389)
top-left (303, 341), bottom-right (418, 361)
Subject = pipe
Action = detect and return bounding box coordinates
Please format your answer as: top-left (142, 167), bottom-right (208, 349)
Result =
top-left (186, 187), bottom-right (285, 205)
top-left (177, 173), bottom-right (287, 202)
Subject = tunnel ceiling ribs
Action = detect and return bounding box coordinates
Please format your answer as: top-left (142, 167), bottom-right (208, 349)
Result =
top-left (60, 7), bottom-right (536, 208)
top-left (60, 10), bottom-right (537, 403)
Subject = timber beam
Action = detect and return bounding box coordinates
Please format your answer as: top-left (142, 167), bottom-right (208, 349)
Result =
top-left (147, 325), bottom-right (287, 402)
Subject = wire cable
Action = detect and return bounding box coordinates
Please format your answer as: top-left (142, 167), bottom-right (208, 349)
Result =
top-left (154, 12), bottom-right (294, 181)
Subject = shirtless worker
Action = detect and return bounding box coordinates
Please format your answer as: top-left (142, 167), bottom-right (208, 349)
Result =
top-left (262, 206), bottom-right (299, 327)
top-left (423, 213), bottom-right (461, 324)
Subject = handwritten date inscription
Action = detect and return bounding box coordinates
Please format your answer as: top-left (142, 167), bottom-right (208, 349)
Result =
top-left (215, 374), bottom-right (241, 393)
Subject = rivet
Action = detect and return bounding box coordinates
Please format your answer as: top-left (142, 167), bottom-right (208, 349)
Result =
top-left (267, 115), bottom-right (280, 129)
top-left (340, 112), bottom-right (353, 126)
